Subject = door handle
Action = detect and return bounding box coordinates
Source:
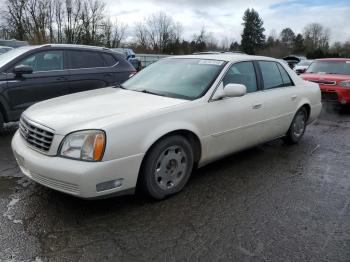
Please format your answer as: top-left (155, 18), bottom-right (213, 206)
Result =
top-left (252, 103), bottom-right (262, 109)
top-left (291, 95), bottom-right (297, 101)
top-left (104, 73), bottom-right (113, 77)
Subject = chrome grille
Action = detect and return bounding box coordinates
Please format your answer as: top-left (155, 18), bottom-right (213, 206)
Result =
top-left (309, 80), bottom-right (336, 85)
top-left (19, 117), bottom-right (54, 152)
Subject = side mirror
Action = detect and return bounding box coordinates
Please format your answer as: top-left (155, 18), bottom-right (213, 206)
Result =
top-left (212, 82), bottom-right (247, 100)
top-left (13, 65), bottom-right (33, 76)
top-left (223, 83), bottom-right (247, 97)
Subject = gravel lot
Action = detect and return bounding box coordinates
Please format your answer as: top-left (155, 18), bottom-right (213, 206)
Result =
top-left (0, 107), bottom-right (349, 262)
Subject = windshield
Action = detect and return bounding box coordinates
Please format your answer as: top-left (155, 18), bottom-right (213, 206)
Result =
top-left (122, 58), bottom-right (226, 100)
top-left (0, 46), bottom-right (36, 68)
top-left (306, 61), bottom-right (350, 75)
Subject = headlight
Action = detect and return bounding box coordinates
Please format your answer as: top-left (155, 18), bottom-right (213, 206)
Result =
top-left (339, 80), bottom-right (350, 87)
top-left (59, 130), bottom-right (106, 161)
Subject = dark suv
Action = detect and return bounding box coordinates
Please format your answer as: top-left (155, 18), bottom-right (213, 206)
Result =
top-left (0, 44), bottom-right (136, 128)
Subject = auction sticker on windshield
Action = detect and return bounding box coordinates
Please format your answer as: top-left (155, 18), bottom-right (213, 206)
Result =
top-left (198, 60), bottom-right (224, 66)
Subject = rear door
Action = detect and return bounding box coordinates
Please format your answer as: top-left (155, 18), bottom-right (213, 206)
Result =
top-left (255, 61), bottom-right (298, 141)
top-left (5, 49), bottom-right (70, 119)
top-left (67, 50), bottom-right (118, 94)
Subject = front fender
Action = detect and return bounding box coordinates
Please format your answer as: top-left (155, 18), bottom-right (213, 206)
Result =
top-left (140, 120), bottom-right (204, 156)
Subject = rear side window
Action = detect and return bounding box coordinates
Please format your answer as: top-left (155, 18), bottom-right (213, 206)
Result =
top-left (222, 61), bottom-right (258, 93)
top-left (69, 51), bottom-right (105, 69)
top-left (101, 53), bottom-right (117, 67)
top-left (259, 61), bottom-right (285, 90)
top-left (277, 63), bottom-right (293, 86)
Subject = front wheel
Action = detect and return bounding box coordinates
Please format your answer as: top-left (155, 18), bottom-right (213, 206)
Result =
top-left (140, 135), bottom-right (194, 200)
top-left (284, 107), bottom-right (308, 144)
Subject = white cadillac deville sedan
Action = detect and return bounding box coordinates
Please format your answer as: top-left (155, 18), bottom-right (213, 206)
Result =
top-left (12, 54), bottom-right (322, 199)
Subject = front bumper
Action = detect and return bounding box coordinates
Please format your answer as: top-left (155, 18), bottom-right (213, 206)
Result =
top-left (320, 86), bottom-right (350, 104)
top-left (11, 131), bottom-right (144, 198)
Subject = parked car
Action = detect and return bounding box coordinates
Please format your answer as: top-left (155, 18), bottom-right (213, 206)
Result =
top-left (12, 54), bottom-right (321, 200)
top-left (0, 46), bottom-right (14, 55)
top-left (282, 55), bottom-right (306, 69)
top-left (112, 48), bottom-right (141, 71)
top-left (0, 44), bottom-right (136, 128)
top-left (193, 51), bottom-right (247, 55)
top-left (301, 58), bottom-right (350, 105)
top-left (294, 60), bottom-right (313, 75)
top-left (0, 39), bottom-right (29, 48)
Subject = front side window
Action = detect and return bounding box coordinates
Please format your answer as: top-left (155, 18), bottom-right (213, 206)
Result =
top-left (123, 58), bottom-right (226, 100)
top-left (16, 50), bottom-right (64, 72)
top-left (259, 61), bottom-right (285, 90)
top-left (222, 61), bottom-right (257, 93)
top-left (69, 51), bottom-right (105, 69)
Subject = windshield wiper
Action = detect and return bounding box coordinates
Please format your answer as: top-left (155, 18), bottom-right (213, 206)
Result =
top-left (115, 84), bottom-right (126, 89)
top-left (137, 89), bottom-right (165, 97)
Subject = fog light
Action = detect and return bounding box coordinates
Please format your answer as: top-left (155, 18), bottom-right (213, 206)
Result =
top-left (96, 179), bottom-right (123, 192)
top-left (340, 99), bottom-right (347, 104)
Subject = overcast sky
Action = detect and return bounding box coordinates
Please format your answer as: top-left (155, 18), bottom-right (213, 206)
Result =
top-left (107, 0), bottom-right (350, 44)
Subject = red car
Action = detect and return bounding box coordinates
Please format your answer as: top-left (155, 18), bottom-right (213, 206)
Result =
top-left (301, 58), bottom-right (350, 105)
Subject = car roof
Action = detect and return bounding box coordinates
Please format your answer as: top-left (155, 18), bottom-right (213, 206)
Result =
top-left (167, 54), bottom-right (278, 63)
top-left (33, 44), bottom-right (111, 52)
top-left (315, 58), bottom-right (350, 62)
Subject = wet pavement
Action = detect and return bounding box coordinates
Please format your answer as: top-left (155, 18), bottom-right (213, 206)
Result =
top-left (0, 108), bottom-right (349, 262)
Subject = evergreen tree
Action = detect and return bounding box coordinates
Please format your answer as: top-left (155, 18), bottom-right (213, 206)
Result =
top-left (229, 41), bottom-right (240, 51)
top-left (280, 28), bottom-right (295, 50)
top-left (293, 33), bottom-right (305, 54)
top-left (241, 8), bottom-right (266, 54)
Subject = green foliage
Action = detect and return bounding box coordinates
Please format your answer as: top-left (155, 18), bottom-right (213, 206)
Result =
top-left (293, 34), bottom-right (305, 54)
top-left (241, 8), bottom-right (266, 55)
top-left (280, 28), bottom-right (295, 49)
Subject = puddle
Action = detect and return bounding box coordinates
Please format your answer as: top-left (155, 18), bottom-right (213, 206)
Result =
top-left (3, 195), bottom-right (23, 224)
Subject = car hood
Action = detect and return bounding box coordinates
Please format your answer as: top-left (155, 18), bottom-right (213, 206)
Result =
top-left (24, 87), bottom-right (187, 135)
top-left (301, 73), bottom-right (350, 83)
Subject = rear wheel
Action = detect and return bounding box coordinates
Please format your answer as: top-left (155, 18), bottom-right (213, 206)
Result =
top-left (140, 135), bottom-right (194, 200)
top-left (284, 107), bottom-right (308, 144)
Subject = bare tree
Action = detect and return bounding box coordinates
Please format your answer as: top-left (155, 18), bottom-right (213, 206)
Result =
top-left (111, 19), bottom-right (127, 47)
top-left (303, 23), bottom-right (330, 52)
top-left (2, 0), bottom-right (27, 40)
top-left (101, 18), bottom-right (127, 48)
top-left (134, 21), bottom-right (149, 50)
top-left (146, 12), bottom-right (177, 52)
top-left (65, 0), bottom-right (84, 44)
top-left (24, 0), bottom-right (53, 43)
top-left (55, 0), bottom-right (65, 43)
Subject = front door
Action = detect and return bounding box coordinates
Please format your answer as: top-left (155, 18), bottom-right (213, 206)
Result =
top-left (205, 61), bottom-right (265, 160)
top-left (5, 50), bottom-right (70, 119)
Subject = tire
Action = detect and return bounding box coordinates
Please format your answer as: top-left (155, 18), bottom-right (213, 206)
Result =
top-left (284, 107), bottom-right (308, 144)
top-left (140, 135), bottom-right (194, 200)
